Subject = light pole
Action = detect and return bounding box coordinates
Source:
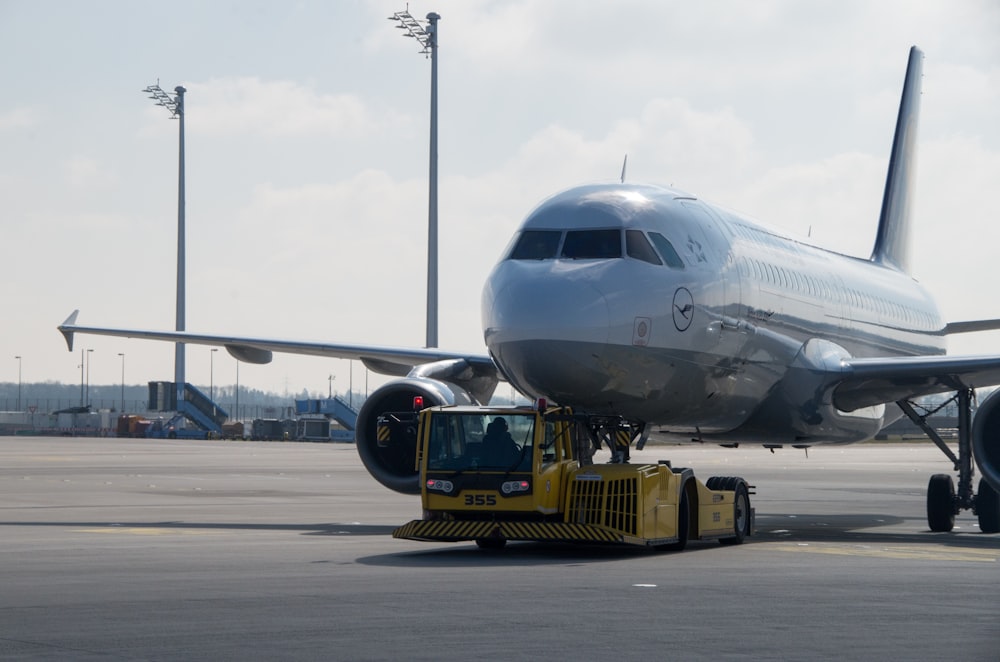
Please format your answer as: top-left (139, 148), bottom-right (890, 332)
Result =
top-left (14, 355), bottom-right (21, 411)
top-left (235, 360), bottom-right (240, 423)
top-left (210, 348), bottom-right (218, 402)
top-left (118, 353), bottom-right (125, 413)
top-left (85, 349), bottom-right (93, 407)
top-left (388, 8), bottom-right (440, 348)
top-left (79, 348), bottom-right (84, 406)
top-left (144, 81), bottom-right (187, 407)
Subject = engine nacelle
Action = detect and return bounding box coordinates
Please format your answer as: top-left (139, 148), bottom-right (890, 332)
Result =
top-left (355, 377), bottom-right (477, 494)
top-left (973, 388), bottom-right (1000, 494)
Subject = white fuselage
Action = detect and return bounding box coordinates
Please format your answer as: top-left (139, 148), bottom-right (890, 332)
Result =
top-left (481, 183), bottom-right (945, 444)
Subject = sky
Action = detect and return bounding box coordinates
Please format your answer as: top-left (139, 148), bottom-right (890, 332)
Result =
top-left (1, 0), bottom-right (999, 399)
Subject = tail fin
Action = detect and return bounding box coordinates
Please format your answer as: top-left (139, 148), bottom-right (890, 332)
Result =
top-left (871, 46), bottom-right (923, 274)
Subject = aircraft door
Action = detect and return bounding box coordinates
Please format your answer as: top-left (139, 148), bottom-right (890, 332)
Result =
top-left (681, 202), bottom-right (741, 324)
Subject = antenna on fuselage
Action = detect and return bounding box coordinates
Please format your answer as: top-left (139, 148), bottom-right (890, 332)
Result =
top-left (620, 154), bottom-right (628, 183)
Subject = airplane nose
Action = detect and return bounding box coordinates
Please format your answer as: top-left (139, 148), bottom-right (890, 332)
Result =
top-left (483, 262), bottom-right (610, 399)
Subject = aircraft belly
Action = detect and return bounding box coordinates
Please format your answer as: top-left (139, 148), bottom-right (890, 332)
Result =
top-left (669, 351), bottom-right (888, 445)
top-left (493, 338), bottom-right (766, 431)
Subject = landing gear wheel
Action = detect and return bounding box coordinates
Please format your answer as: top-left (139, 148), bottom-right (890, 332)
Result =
top-left (976, 478), bottom-right (1000, 534)
top-left (475, 537), bottom-right (506, 550)
top-left (927, 473), bottom-right (956, 532)
top-left (720, 479), bottom-right (751, 545)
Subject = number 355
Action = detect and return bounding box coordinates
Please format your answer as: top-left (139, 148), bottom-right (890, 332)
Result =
top-left (464, 494), bottom-right (497, 506)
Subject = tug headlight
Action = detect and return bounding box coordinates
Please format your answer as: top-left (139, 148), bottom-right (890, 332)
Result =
top-left (501, 480), bottom-right (530, 495)
top-left (426, 479), bottom-right (454, 494)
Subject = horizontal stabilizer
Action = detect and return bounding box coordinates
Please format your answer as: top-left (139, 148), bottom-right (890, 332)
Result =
top-left (943, 319), bottom-right (1000, 335)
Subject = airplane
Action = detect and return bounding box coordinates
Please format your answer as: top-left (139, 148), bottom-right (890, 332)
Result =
top-left (59, 46), bottom-right (1000, 534)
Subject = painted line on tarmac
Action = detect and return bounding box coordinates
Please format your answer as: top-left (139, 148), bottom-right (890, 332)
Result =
top-left (763, 542), bottom-right (997, 563)
top-left (74, 527), bottom-right (212, 537)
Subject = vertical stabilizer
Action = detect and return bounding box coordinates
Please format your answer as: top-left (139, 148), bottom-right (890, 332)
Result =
top-left (871, 46), bottom-right (923, 274)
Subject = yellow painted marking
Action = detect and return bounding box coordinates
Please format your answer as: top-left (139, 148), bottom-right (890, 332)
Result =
top-left (763, 542), bottom-right (996, 563)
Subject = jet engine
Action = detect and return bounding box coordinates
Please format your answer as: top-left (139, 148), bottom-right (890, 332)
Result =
top-left (972, 388), bottom-right (1000, 494)
top-left (354, 358), bottom-right (498, 494)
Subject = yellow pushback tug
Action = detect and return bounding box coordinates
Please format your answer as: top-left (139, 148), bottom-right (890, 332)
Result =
top-left (382, 402), bottom-right (753, 551)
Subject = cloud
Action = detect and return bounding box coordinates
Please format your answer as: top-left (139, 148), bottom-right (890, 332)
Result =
top-left (911, 134), bottom-right (1000, 327)
top-left (728, 151), bottom-right (886, 255)
top-left (0, 107), bottom-right (39, 131)
top-left (147, 77), bottom-right (407, 139)
top-left (63, 156), bottom-right (119, 192)
top-left (485, 97), bottom-right (757, 202)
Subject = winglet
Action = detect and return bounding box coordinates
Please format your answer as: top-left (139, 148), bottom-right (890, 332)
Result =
top-left (871, 46), bottom-right (923, 274)
top-left (58, 310), bottom-right (80, 351)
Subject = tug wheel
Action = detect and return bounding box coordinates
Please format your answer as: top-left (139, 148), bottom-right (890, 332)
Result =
top-left (720, 479), bottom-right (751, 545)
top-left (475, 537), bottom-right (507, 550)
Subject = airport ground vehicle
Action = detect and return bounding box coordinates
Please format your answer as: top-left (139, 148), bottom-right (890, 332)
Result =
top-left (386, 402), bottom-right (753, 550)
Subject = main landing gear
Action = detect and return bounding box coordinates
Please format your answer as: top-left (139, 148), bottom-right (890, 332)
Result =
top-left (898, 388), bottom-right (1000, 534)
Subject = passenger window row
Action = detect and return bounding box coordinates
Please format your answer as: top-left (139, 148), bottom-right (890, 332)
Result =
top-left (738, 256), bottom-right (936, 329)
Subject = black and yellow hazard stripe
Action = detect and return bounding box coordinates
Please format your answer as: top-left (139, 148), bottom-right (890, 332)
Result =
top-left (615, 428), bottom-right (631, 450)
top-left (377, 424), bottom-right (391, 444)
top-left (393, 520), bottom-right (496, 541)
top-left (500, 521), bottom-right (621, 543)
top-left (393, 520), bottom-right (625, 544)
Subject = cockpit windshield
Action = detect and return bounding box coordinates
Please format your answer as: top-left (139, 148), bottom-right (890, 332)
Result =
top-left (506, 228), bottom-right (684, 269)
top-left (509, 230), bottom-right (561, 260)
top-left (561, 229), bottom-right (621, 259)
top-left (426, 412), bottom-right (535, 472)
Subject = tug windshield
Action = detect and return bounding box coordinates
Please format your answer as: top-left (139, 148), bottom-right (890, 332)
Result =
top-left (426, 412), bottom-right (535, 472)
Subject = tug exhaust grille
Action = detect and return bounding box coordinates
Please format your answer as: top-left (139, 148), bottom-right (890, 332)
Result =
top-left (567, 476), bottom-right (638, 536)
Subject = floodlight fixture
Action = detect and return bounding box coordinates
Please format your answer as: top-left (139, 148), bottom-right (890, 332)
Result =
top-left (143, 81), bottom-right (184, 118)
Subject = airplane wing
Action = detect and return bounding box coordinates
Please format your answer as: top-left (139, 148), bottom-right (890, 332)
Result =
top-left (58, 310), bottom-right (496, 378)
top-left (833, 354), bottom-right (1000, 412)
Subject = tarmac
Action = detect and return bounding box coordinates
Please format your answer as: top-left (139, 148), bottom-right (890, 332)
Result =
top-left (0, 437), bottom-right (997, 660)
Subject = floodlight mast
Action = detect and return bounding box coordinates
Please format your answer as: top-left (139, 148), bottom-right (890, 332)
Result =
top-left (143, 82), bottom-right (187, 405)
top-left (388, 8), bottom-right (440, 348)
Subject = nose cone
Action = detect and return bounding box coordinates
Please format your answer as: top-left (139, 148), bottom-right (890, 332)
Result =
top-left (482, 260), bottom-right (610, 400)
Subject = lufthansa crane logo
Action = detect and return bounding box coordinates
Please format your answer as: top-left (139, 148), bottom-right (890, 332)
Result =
top-left (672, 287), bottom-right (694, 332)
